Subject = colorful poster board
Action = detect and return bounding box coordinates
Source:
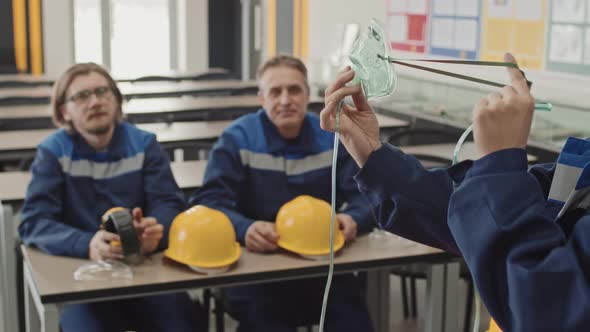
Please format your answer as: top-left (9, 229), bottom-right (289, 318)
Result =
top-left (386, 0), bottom-right (590, 77)
top-left (387, 0), bottom-right (429, 52)
top-left (480, 0), bottom-right (547, 69)
top-left (546, 0), bottom-right (590, 75)
top-left (430, 0), bottom-right (481, 59)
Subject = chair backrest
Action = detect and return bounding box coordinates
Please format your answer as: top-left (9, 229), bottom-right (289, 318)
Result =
top-left (229, 86), bottom-right (259, 96)
top-left (0, 81), bottom-right (53, 88)
top-left (131, 68), bottom-right (237, 83)
top-left (131, 75), bottom-right (180, 83)
top-left (188, 69), bottom-right (237, 81)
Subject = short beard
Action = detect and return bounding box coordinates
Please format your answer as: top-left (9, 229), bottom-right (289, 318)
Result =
top-left (86, 124), bottom-right (112, 135)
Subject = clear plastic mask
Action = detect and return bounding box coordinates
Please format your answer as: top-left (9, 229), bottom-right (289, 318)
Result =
top-left (73, 259), bottom-right (133, 281)
top-left (368, 228), bottom-right (400, 248)
top-left (348, 18), bottom-right (397, 99)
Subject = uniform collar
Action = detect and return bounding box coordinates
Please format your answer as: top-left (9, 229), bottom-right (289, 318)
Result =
top-left (258, 109), bottom-right (319, 154)
top-left (71, 122), bottom-right (126, 158)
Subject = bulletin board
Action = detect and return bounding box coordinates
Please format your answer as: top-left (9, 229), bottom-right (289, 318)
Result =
top-left (387, 0), bottom-right (429, 53)
top-left (429, 0), bottom-right (481, 59)
top-left (480, 0), bottom-right (547, 69)
top-left (546, 0), bottom-right (590, 75)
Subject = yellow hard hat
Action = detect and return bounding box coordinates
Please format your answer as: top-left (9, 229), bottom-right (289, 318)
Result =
top-left (164, 205), bottom-right (241, 269)
top-left (276, 195), bottom-right (344, 257)
top-left (487, 319), bottom-right (502, 332)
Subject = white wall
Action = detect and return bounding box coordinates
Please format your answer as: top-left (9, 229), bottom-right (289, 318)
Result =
top-left (307, 0), bottom-right (386, 85)
top-left (307, 1), bottom-right (589, 110)
top-left (42, 0), bottom-right (75, 77)
top-left (308, 0), bottom-right (386, 60)
top-left (41, 0), bottom-right (208, 76)
top-left (180, 0), bottom-right (208, 72)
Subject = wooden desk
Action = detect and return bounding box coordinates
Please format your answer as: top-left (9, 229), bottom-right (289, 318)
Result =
top-left (123, 95), bottom-right (267, 122)
top-left (0, 160), bottom-right (205, 332)
top-left (0, 86), bottom-right (52, 101)
top-left (169, 160), bottom-right (206, 192)
top-left (115, 68), bottom-right (235, 82)
top-left (0, 74), bottom-right (54, 87)
top-left (0, 80), bottom-right (258, 104)
top-left (375, 113), bottom-right (408, 131)
top-left (0, 69), bottom-right (231, 87)
top-left (0, 171), bottom-right (30, 203)
top-left (20, 235), bottom-right (457, 332)
top-left (122, 95), bottom-right (321, 123)
top-left (0, 95), bottom-right (325, 129)
top-left (0, 114), bottom-right (406, 201)
top-left (117, 80), bottom-right (257, 99)
top-left (401, 142), bottom-right (538, 163)
top-left (0, 160), bottom-right (206, 205)
top-left (0, 121), bottom-right (232, 162)
top-left (0, 114), bottom-right (405, 160)
top-left (0, 96), bottom-right (263, 130)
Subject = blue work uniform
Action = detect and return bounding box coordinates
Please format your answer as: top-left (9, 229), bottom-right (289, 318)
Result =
top-left (190, 110), bottom-right (375, 332)
top-left (356, 139), bottom-right (590, 332)
top-left (19, 122), bottom-right (204, 332)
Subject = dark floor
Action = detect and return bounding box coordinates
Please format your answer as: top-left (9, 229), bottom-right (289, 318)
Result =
top-left (199, 274), bottom-right (492, 332)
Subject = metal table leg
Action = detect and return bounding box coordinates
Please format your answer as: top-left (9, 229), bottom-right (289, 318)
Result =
top-left (425, 262), bottom-right (460, 332)
top-left (444, 262), bottom-right (460, 332)
top-left (367, 269), bottom-right (390, 332)
top-left (24, 261), bottom-right (59, 332)
top-left (1, 204), bottom-right (18, 332)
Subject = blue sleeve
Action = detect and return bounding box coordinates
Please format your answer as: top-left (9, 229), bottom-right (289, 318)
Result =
top-left (336, 144), bottom-right (375, 234)
top-left (449, 148), bottom-right (590, 331)
top-left (354, 143), bottom-right (460, 254)
top-left (188, 133), bottom-right (254, 245)
top-left (18, 146), bottom-right (94, 258)
top-left (142, 137), bottom-right (187, 250)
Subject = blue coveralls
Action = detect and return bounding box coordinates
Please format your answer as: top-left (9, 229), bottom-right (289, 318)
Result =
top-left (19, 122), bottom-right (205, 332)
top-left (355, 139), bottom-right (590, 331)
top-left (190, 110), bottom-right (375, 332)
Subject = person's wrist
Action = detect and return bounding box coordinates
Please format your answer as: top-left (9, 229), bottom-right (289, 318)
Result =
top-left (340, 132), bottom-right (380, 152)
top-left (361, 137), bottom-right (382, 166)
top-left (370, 139), bottom-right (382, 152)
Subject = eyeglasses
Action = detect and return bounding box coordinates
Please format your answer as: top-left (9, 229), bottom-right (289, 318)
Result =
top-left (66, 86), bottom-right (113, 105)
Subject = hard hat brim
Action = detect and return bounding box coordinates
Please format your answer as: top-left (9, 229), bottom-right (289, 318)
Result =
top-left (188, 264), bottom-right (231, 275)
top-left (277, 232), bottom-right (345, 256)
top-left (164, 242), bottom-right (241, 268)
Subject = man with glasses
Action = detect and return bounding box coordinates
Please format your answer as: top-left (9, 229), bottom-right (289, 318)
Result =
top-left (18, 63), bottom-right (204, 331)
